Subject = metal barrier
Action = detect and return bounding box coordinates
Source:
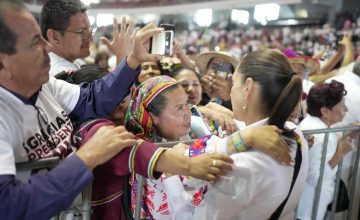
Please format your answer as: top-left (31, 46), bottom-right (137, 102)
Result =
top-left (133, 126), bottom-right (360, 220)
top-left (15, 157), bottom-right (92, 220)
top-left (302, 126), bottom-right (360, 220)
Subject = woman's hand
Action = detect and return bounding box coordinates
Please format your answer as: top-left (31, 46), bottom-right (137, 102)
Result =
top-left (347, 123), bottom-right (360, 139)
top-left (187, 153), bottom-right (233, 182)
top-left (164, 143), bottom-right (189, 178)
top-left (329, 136), bottom-right (354, 169)
top-left (198, 105), bottom-right (237, 135)
top-left (306, 134), bottom-right (315, 149)
top-left (210, 73), bottom-right (233, 101)
top-left (337, 136), bottom-right (354, 156)
top-left (240, 125), bottom-right (292, 165)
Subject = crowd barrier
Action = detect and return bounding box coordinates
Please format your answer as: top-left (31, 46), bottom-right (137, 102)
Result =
top-left (15, 157), bottom-right (92, 220)
top-left (134, 126), bottom-right (360, 220)
top-left (14, 126), bottom-right (360, 220)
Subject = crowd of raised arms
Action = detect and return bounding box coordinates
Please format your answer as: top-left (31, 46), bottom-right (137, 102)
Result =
top-left (0, 0), bottom-right (359, 220)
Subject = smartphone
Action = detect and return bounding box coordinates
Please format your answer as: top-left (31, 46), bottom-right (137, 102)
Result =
top-left (216, 62), bottom-right (232, 79)
top-left (149, 24), bottom-right (175, 56)
top-left (190, 105), bottom-right (212, 138)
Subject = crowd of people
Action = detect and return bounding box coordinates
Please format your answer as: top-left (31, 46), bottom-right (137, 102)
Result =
top-left (0, 0), bottom-right (359, 220)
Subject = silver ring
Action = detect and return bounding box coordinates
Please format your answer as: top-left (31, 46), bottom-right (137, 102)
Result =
top-left (212, 159), bottom-right (217, 167)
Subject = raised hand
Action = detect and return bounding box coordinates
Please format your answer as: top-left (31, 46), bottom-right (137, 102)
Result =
top-left (210, 73), bottom-right (233, 101)
top-left (127, 23), bottom-right (164, 69)
top-left (101, 16), bottom-right (138, 65)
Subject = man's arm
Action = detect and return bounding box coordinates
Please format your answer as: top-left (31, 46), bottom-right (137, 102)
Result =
top-left (0, 155), bottom-right (93, 220)
top-left (70, 23), bottom-right (166, 121)
top-left (70, 59), bottom-right (140, 121)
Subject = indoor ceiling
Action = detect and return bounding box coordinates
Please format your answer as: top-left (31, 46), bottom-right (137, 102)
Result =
top-left (23, 0), bottom-right (222, 8)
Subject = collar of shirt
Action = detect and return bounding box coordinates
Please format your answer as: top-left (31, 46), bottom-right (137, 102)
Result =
top-left (233, 117), bottom-right (269, 130)
top-left (0, 85), bottom-right (41, 106)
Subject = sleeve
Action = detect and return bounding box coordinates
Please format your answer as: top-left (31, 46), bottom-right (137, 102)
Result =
top-left (163, 176), bottom-right (195, 220)
top-left (0, 155), bottom-right (93, 220)
top-left (70, 59), bottom-right (140, 121)
top-left (0, 138), bottom-right (15, 176)
top-left (165, 156), bottom-right (260, 220)
top-left (306, 133), bottom-right (326, 185)
top-left (74, 119), bottom-right (163, 179)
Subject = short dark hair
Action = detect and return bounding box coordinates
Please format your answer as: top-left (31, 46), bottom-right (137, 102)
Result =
top-left (147, 84), bottom-right (181, 116)
top-left (238, 49), bottom-right (303, 129)
top-left (0, 0), bottom-right (26, 55)
top-left (40, 0), bottom-right (87, 40)
top-left (307, 80), bottom-right (347, 118)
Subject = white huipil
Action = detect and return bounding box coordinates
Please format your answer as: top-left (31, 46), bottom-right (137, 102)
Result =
top-left (164, 119), bottom-right (308, 220)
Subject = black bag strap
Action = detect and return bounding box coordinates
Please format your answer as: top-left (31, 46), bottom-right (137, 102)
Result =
top-left (269, 135), bottom-right (302, 220)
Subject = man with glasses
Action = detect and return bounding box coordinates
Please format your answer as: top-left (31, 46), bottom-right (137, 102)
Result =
top-left (40, 0), bottom-right (95, 76)
top-left (0, 0), bottom-right (165, 218)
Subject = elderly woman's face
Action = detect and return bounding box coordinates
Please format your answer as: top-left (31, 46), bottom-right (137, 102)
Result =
top-left (174, 69), bottom-right (202, 105)
top-left (326, 99), bottom-right (348, 125)
top-left (152, 86), bottom-right (192, 140)
top-left (138, 62), bottom-right (161, 83)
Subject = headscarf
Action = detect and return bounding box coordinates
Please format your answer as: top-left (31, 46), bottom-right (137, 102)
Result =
top-left (125, 75), bottom-right (178, 142)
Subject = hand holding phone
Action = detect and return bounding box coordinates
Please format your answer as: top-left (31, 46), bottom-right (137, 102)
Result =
top-left (190, 106), bottom-right (212, 138)
top-left (216, 62), bottom-right (232, 79)
top-left (150, 24), bottom-right (175, 56)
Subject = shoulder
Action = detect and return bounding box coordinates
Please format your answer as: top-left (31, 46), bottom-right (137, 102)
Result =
top-left (73, 119), bottom-right (115, 148)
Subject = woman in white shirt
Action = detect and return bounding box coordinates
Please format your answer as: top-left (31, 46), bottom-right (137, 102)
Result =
top-left (164, 49), bottom-right (308, 220)
top-left (297, 80), bottom-right (354, 220)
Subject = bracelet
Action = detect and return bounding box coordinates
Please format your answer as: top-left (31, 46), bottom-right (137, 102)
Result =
top-left (227, 131), bottom-right (249, 153)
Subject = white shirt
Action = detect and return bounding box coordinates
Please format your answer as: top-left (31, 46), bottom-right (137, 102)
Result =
top-left (297, 115), bottom-right (338, 220)
top-left (49, 52), bottom-right (80, 77)
top-left (0, 77), bottom-right (79, 180)
top-left (164, 119), bottom-right (308, 220)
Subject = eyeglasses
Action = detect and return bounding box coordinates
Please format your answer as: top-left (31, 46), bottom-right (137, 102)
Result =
top-left (56, 25), bottom-right (96, 40)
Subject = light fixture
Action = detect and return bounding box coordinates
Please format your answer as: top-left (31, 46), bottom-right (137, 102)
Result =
top-left (194, 9), bottom-right (212, 27)
top-left (254, 3), bottom-right (280, 25)
top-left (82, 0), bottom-right (100, 6)
top-left (231, 9), bottom-right (249, 25)
top-left (96, 14), bottom-right (114, 27)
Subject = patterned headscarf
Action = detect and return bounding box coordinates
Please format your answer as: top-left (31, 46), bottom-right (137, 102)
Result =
top-left (125, 75), bottom-right (178, 142)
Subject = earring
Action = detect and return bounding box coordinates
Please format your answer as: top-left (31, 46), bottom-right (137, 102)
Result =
top-left (242, 103), bottom-right (247, 110)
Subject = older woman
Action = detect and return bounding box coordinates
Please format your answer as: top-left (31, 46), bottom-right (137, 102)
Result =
top-left (171, 67), bottom-right (202, 106)
top-left (163, 49), bottom-right (309, 220)
top-left (126, 74), bottom-right (294, 219)
top-left (297, 80), bottom-right (354, 220)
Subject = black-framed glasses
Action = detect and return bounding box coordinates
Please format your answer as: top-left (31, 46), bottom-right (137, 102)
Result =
top-left (56, 25), bottom-right (96, 40)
